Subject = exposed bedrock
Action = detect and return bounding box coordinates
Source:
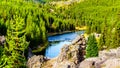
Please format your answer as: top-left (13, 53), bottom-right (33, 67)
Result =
top-left (27, 35), bottom-right (86, 68)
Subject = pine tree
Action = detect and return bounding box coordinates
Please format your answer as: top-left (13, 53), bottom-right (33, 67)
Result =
top-left (86, 34), bottom-right (98, 58)
top-left (0, 15), bottom-right (29, 68)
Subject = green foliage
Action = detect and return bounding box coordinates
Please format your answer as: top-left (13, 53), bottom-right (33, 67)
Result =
top-left (0, 19), bottom-right (7, 35)
top-left (66, 0), bottom-right (120, 50)
top-left (0, 46), bottom-right (3, 60)
top-left (98, 34), bottom-right (105, 50)
top-left (86, 34), bottom-right (98, 58)
top-left (0, 0), bottom-right (76, 67)
top-left (113, 22), bottom-right (120, 48)
top-left (0, 15), bottom-right (29, 68)
top-left (0, 0), bottom-right (120, 67)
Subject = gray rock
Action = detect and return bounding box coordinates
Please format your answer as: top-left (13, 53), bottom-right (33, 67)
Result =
top-left (53, 61), bottom-right (76, 68)
top-left (0, 35), bottom-right (5, 45)
top-left (79, 47), bottom-right (120, 68)
top-left (56, 35), bottom-right (86, 67)
top-left (79, 60), bottom-right (95, 68)
top-left (76, 41), bottom-right (82, 45)
top-left (102, 58), bottom-right (120, 68)
top-left (79, 57), bottom-right (107, 68)
top-left (71, 35), bottom-right (81, 45)
top-left (99, 48), bottom-right (118, 59)
top-left (27, 55), bottom-right (48, 68)
top-left (116, 47), bottom-right (120, 58)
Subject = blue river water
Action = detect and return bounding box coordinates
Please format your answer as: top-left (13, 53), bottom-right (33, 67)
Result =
top-left (45, 31), bottom-right (84, 58)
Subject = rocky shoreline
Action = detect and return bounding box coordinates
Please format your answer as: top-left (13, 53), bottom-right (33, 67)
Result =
top-left (27, 34), bottom-right (120, 68)
top-left (27, 35), bottom-right (86, 68)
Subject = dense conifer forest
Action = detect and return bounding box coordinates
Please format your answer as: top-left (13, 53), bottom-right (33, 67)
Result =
top-left (0, 0), bottom-right (120, 67)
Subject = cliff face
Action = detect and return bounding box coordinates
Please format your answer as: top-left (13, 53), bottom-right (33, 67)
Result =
top-left (27, 35), bottom-right (86, 68)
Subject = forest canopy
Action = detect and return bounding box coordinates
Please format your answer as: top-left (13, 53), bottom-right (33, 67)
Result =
top-left (0, 0), bottom-right (120, 67)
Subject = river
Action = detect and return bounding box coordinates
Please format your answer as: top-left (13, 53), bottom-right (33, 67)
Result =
top-left (45, 31), bottom-right (85, 58)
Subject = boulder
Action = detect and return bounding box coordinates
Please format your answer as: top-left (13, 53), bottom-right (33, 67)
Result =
top-left (116, 47), bottom-right (120, 58)
top-left (79, 47), bottom-right (120, 68)
top-left (53, 61), bottom-right (76, 68)
top-left (71, 35), bottom-right (85, 45)
top-left (79, 60), bottom-right (95, 68)
top-left (101, 58), bottom-right (120, 68)
top-left (79, 57), bottom-right (107, 68)
top-left (53, 35), bottom-right (86, 68)
top-left (71, 35), bottom-right (81, 45)
top-left (27, 55), bottom-right (48, 68)
top-left (76, 41), bottom-right (82, 45)
top-left (57, 44), bottom-right (83, 63)
top-left (99, 48), bottom-right (119, 59)
top-left (0, 35), bottom-right (5, 45)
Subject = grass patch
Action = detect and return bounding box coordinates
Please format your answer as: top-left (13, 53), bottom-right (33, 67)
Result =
top-left (75, 26), bottom-right (87, 30)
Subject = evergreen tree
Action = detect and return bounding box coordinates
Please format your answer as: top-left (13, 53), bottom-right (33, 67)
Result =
top-left (86, 34), bottom-right (98, 58)
top-left (0, 15), bottom-right (29, 68)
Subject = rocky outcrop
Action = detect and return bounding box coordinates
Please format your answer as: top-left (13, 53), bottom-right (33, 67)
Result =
top-left (99, 47), bottom-right (120, 58)
top-left (102, 58), bottom-right (120, 68)
top-left (79, 60), bottom-right (95, 68)
top-left (27, 55), bottom-right (48, 68)
top-left (27, 33), bottom-right (120, 68)
top-left (27, 35), bottom-right (86, 68)
top-left (52, 35), bottom-right (86, 68)
top-left (79, 47), bottom-right (120, 68)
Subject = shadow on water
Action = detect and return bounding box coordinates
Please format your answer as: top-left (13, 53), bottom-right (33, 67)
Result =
top-left (32, 42), bottom-right (49, 55)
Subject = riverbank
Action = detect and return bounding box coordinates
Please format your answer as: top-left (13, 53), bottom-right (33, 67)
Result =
top-left (48, 30), bottom-right (75, 36)
top-left (27, 35), bottom-right (86, 68)
top-left (32, 42), bottom-right (49, 54)
top-left (75, 26), bottom-right (87, 30)
top-left (32, 29), bottom-right (85, 56)
top-left (48, 26), bottom-right (87, 36)
top-left (46, 30), bottom-right (85, 58)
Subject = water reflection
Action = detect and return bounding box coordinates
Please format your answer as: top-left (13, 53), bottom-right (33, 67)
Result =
top-left (45, 31), bottom-right (84, 58)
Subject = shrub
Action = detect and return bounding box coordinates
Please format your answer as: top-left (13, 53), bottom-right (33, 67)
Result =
top-left (86, 34), bottom-right (98, 58)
